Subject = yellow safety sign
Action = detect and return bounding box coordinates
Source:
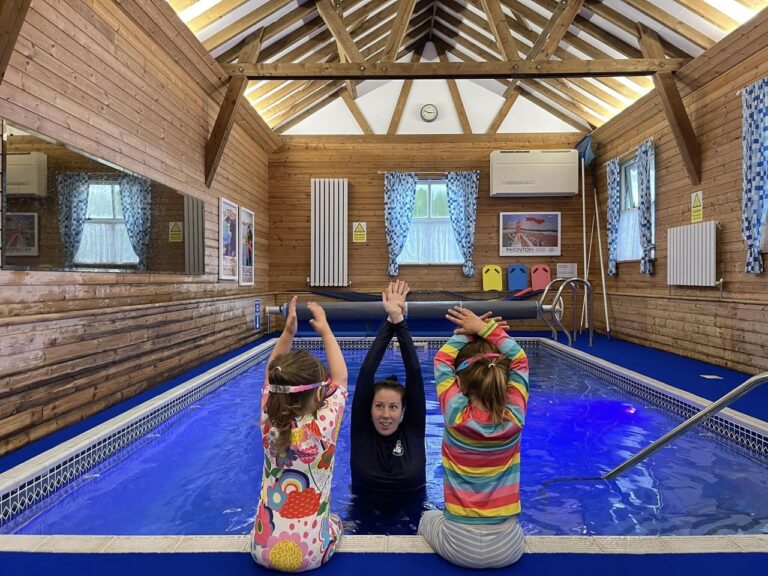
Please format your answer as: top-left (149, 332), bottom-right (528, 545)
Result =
top-left (353, 221), bottom-right (367, 243)
top-left (691, 191), bottom-right (703, 223)
top-left (169, 221), bottom-right (183, 242)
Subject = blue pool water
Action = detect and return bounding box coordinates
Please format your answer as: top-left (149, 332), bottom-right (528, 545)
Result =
top-left (5, 347), bottom-right (768, 536)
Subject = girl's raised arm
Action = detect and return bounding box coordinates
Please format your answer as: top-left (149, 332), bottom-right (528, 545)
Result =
top-left (308, 302), bottom-right (347, 390)
top-left (269, 295), bottom-right (298, 366)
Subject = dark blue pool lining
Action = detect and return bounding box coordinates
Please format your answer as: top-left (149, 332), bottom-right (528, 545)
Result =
top-left (1, 550), bottom-right (766, 576)
top-left (1, 324), bottom-right (765, 476)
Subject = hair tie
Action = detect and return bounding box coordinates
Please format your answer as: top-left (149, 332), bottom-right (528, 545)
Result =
top-left (456, 352), bottom-right (501, 372)
top-left (275, 365), bottom-right (282, 372)
top-left (268, 378), bottom-right (330, 394)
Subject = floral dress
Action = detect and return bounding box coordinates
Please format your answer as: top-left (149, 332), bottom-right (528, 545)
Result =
top-left (251, 381), bottom-right (347, 572)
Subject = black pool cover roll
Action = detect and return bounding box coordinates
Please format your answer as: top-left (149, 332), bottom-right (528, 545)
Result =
top-left (289, 300), bottom-right (540, 321)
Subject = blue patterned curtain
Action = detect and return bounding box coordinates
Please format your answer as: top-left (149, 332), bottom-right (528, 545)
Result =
top-left (446, 171), bottom-right (480, 277)
top-left (384, 172), bottom-right (417, 276)
top-left (56, 172), bottom-right (89, 268)
top-left (742, 77), bottom-right (768, 274)
top-left (606, 158), bottom-right (621, 276)
top-left (636, 140), bottom-right (654, 275)
top-left (120, 174), bottom-right (152, 271)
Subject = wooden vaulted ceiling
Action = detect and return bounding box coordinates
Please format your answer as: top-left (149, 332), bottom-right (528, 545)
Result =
top-left (170, 0), bottom-right (766, 136)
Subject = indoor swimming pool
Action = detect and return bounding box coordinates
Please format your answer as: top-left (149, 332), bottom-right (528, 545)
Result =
top-left (1, 340), bottom-right (767, 537)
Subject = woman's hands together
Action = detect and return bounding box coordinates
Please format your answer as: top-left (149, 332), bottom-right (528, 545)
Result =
top-left (382, 280), bottom-right (409, 324)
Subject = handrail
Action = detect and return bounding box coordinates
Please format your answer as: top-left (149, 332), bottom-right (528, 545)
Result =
top-left (603, 372), bottom-right (768, 480)
top-left (551, 278), bottom-right (593, 346)
top-left (538, 278), bottom-right (572, 343)
top-left (538, 278), bottom-right (594, 346)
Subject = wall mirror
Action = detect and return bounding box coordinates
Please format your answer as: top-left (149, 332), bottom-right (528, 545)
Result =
top-left (1, 121), bottom-right (205, 274)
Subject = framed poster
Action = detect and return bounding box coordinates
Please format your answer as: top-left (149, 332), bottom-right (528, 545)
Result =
top-left (219, 197), bottom-right (239, 280)
top-left (500, 212), bottom-right (561, 257)
top-left (239, 206), bottom-right (254, 286)
top-left (5, 212), bottom-right (39, 256)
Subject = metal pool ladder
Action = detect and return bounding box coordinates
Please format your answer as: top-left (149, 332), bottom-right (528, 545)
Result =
top-left (603, 372), bottom-right (768, 480)
top-left (538, 277), bottom-right (593, 346)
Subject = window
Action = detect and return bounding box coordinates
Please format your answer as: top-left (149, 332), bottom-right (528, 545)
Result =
top-left (74, 182), bottom-right (139, 265)
top-left (397, 180), bottom-right (463, 265)
top-left (617, 152), bottom-right (655, 262)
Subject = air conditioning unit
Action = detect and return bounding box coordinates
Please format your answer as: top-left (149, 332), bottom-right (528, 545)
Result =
top-left (5, 151), bottom-right (48, 197)
top-left (490, 149), bottom-right (578, 197)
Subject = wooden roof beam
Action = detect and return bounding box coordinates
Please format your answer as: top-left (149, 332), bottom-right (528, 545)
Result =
top-left (498, 0), bottom-right (638, 59)
top-left (488, 0), bottom-right (580, 133)
top-left (638, 23), bottom-right (700, 185)
top-left (382, 0), bottom-right (418, 62)
top-left (170, 0), bottom-right (195, 11)
top-left (315, 0), bottom-right (365, 62)
top-left (580, 0), bottom-right (688, 58)
top-left (224, 58), bottom-right (687, 80)
top-left (189, 0), bottom-right (292, 34)
top-left (215, 0), bottom-right (355, 63)
top-left (0, 0), bottom-right (32, 86)
top-left (250, 2), bottom-right (432, 112)
top-left (271, 33), bottom-right (429, 132)
top-left (486, 0), bottom-right (654, 90)
top-left (734, 0), bottom-right (766, 9)
top-left (534, 0), bottom-right (585, 61)
top-left (439, 0), bottom-right (640, 100)
top-left (434, 24), bottom-right (602, 128)
top-left (624, 0), bottom-right (715, 50)
top-left (434, 12), bottom-right (612, 113)
top-left (205, 29), bottom-right (264, 188)
top-left (674, 0), bottom-right (739, 31)
top-left (480, 0), bottom-right (521, 60)
top-left (247, 0), bottom-right (399, 95)
top-left (433, 38), bottom-right (587, 131)
top-left (388, 43), bottom-right (426, 135)
top-left (501, 0), bottom-right (578, 97)
top-left (436, 43), bottom-right (472, 134)
top-left (202, 0), bottom-right (302, 51)
top-left (332, 2), bottom-right (357, 99)
top-left (341, 88), bottom-right (373, 134)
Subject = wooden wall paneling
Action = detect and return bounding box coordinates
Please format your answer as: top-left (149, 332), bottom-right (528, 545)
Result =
top-left (268, 134), bottom-right (587, 295)
top-left (586, 19), bottom-right (768, 374)
top-left (0, 0), bottom-right (274, 455)
top-left (0, 0), bottom-right (32, 85)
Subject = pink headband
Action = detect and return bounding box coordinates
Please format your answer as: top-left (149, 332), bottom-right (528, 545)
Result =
top-left (268, 378), bottom-right (330, 395)
top-left (456, 352), bottom-right (501, 372)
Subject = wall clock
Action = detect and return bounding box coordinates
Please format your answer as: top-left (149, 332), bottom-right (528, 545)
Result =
top-left (420, 103), bottom-right (438, 122)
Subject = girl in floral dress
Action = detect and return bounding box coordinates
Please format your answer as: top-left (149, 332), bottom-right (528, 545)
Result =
top-left (251, 296), bottom-right (348, 572)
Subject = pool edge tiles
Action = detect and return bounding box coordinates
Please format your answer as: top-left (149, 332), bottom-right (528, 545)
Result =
top-left (0, 534), bottom-right (767, 554)
top-left (0, 339), bottom-right (276, 528)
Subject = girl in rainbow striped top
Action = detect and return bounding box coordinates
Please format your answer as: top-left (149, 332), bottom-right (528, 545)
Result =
top-left (418, 306), bottom-right (529, 569)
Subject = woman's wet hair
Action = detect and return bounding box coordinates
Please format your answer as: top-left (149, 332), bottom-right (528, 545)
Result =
top-left (372, 377), bottom-right (406, 405)
top-left (265, 350), bottom-right (326, 455)
top-left (455, 340), bottom-right (511, 424)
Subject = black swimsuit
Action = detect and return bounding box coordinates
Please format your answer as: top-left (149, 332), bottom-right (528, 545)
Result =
top-left (350, 320), bottom-right (426, 492)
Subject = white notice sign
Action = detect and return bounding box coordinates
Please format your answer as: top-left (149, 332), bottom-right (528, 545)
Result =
top-left (557, 263), bottom-right (578, 277)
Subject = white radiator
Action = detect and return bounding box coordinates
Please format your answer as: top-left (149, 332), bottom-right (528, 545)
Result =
top-left (310, 178), bottom-right (348, 287)
top-left (667, 221), bottom-right (718, 286)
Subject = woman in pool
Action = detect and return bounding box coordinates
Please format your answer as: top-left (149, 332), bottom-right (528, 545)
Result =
top-left (350, 280), bottom-right (426, 493)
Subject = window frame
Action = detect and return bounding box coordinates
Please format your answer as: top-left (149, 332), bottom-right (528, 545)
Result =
top-left (397, 179), bottom-right (463, 266)
top-left (616, 151), bottom-right (656, 264)
top-left (73, 180), bottom-right (140, 266)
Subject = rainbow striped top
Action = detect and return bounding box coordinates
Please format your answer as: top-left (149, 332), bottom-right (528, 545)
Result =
top-left (434, 321), bottom-right (529, 525)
